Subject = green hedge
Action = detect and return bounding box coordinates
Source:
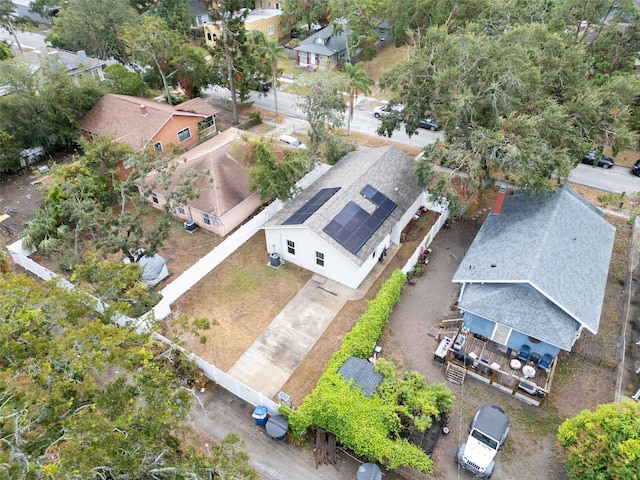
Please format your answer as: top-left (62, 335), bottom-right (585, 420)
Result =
top-left (284, 269), bottom-right (454, 472)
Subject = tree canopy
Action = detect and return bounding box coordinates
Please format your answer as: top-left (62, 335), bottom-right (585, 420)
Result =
top-left (0, 270), bottom-right (257, 479)
top-left (378, 21), bottom-right (638, 212)
top-left (0, 58), bottom-right (104, 152)
top-left (557, 400), bottom-right (640, 480)
top-left (51, 0), bottom-right (133, 61)
top-left (296, 71), bottom-right (348, 154)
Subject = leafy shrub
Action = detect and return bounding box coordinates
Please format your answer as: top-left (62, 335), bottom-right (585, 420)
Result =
top-left (285, 270), bottom-right (454, 472)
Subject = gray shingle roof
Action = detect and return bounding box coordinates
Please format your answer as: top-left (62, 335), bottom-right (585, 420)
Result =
top-left (337, 357), bottom-right (383, 397)
top-left (295, 23), bottom-right (348, 55)
top-left (264, 146), bottom-right (424, 265)
top-left (453, 186), bottom-right (615, 337)
top-left (459, 284), bottom-right (577, 350)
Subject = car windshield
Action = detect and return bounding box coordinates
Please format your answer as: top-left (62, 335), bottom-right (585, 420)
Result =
top-left (471, 429), bottom-right (498, 450)
top-left (291, 139), bottom-right (301, 146)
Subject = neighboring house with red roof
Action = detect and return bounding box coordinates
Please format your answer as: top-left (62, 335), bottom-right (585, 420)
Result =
top-left (144, 128), bottom-right (261, 236)
top-left (79, 94), bottom-right (217, 179)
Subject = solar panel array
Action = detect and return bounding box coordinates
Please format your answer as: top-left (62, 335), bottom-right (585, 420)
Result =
top-left (323, 185), bottom-right (397, 254)
top-left (283, 187), bottom-right (340, 225)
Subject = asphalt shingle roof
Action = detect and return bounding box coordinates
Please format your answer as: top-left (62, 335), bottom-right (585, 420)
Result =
top-left (146, 128), bottom-right (255, 217)
top-left (265, 146), bottom-right (424, 265)
top-left (337, 357), bottom-right (383, 397)
top-left (295, 23), bottom-right (348, 55)
top-left (79, 94), bottom-right (216, 151)
top-left (453, 186), bottom-right (615, 338)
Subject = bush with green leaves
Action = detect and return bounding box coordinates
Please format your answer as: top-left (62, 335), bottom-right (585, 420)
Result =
top-left (285, 270), bottom-right (454, 472)
top-left (557, 400), bottom-right (640, 480)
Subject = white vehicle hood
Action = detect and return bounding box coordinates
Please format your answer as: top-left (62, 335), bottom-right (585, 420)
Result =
top-left (462, 435), bottom-right (496, 470)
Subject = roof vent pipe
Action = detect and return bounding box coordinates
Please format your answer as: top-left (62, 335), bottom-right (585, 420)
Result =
top-left (492, 184), bottom-right (507, 215)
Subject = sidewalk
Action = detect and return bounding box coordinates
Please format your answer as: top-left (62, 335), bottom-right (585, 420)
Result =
top-left (227, 244), bottom-right (400, 399)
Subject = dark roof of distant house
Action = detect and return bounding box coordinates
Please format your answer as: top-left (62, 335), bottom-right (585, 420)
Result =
top-left (295, 22), bottom-right (348, 55)
top-left (337, 357), bottom-right (383, 397)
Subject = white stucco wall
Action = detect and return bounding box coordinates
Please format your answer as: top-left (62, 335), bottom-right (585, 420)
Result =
top-left (265, 225), bottom-right (392, 289)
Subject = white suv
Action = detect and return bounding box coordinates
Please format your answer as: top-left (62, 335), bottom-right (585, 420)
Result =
top-left (456, 405), bottom-right (509, 478)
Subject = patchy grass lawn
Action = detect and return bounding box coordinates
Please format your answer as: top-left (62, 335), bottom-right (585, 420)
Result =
top-left (168, 230), bottom-right (312, 371)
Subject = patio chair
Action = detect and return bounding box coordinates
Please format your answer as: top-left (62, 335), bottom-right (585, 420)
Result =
top-left (516, 344), bottom-right (531, 362)
top-left (538, 353), bottom-right (553, 370)
top-left (529, 352), bottom-right (541, 366)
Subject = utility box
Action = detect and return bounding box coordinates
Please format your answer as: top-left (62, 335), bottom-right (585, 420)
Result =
top-left (184, 220), bottom-right (197, 232)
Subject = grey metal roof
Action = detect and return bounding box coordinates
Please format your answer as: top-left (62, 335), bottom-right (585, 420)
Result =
top-left (295, 23), bottom-right (348, 55)
top-left (337, 357), bottom-right (383, 397)
top-left (459, 284), bottom-right (577, 351)
top-left (453, 186), bottom-right (615, 335)
top-left (264, 146), bottom-right (424, 265)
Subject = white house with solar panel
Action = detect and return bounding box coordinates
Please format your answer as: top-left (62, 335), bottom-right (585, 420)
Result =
top-left (263, 146), bottom-right (427, 289)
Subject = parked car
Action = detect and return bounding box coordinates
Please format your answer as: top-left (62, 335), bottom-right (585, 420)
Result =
top-left (581, 151), bottom-right (614, 168)
top-left (418, 117), bottom-right (440, 131)
top-left (631, 159), bottom-right (640, 176)
top-left (456, 405), bottom-right (509, 478)
top-left (257, 80), bottom-right (272, 92)
top-left (373, 104), bottom-right (405, 119)
top-left (278, 134), bottom-right (307, 149)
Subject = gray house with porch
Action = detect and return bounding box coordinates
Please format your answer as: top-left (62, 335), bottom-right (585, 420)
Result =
top-left (452, 186), bottom-right (615, 369)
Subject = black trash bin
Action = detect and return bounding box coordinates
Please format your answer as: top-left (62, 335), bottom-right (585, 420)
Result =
top-left (269, 252), bottom-right (281, 267)
top-left (265, 414), bottom-right (288, 441)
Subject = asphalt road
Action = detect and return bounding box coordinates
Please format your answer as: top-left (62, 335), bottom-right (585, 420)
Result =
top-left (569, 163), bottom-right (640, 197)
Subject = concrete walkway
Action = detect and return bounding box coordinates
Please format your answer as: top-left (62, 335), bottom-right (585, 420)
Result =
top-left (227, 244), bottom-right (400, 398)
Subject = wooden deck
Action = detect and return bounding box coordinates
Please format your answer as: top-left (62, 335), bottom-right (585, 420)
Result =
top-left (440, 332), bottom-right (556, 406)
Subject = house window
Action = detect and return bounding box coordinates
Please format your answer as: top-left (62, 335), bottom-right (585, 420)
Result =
top-left (199, 116), bottom-right (214, 132)
top-left (151, 193), bottom-right (159, 204)
top-left (154, 141), bottom-right (162, 153)
top-left (315, 251), bottom-right (324, 267)
top-left (287, 240), bottom-right (295, 255)
top-left (298, 51), bottom-right (308, 64)
top-left (268, 25), bottom-right (274, 35)
top-left (202, 212), bottom-right (212, 225)
top-left (207, 32), bottom-right (213, 42)
top-left (267, 1), bottom-right (272, 7)
top-left (275, 2), bottom-right (280, 8)
top-left (177, 127), bottom-right (191, 142)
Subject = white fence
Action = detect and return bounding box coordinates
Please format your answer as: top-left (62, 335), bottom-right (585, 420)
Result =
top-left (6, 163), bottom-right (331, 414)
top-left (401, 196), bottom-right (450, 275)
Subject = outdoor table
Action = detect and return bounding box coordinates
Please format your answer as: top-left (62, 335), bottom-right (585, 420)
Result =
top-left (510, 359), bottom-right (522, 370)
top-left (522, 365), bottom-right (536, 378)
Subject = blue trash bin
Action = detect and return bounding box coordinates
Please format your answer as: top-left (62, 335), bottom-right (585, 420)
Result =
top-left (252, 406), bottom-right (268, 426)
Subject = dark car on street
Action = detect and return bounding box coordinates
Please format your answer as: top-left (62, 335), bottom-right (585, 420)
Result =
top-left (581, 151), bottom-right (614, 168)
top-left (257, 80), bottom-right (272, 92)
top-left (631, 159), bottom-right (640, 176)
top-left (418, 117), bottom-right (440, 131)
